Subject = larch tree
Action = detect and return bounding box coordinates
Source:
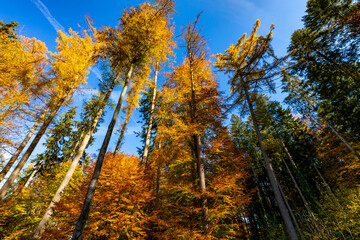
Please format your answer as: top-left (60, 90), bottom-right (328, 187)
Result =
top-left (215, 19), bottom-right (299, 240)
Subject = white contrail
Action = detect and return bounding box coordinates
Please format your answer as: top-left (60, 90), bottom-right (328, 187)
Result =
top-left (31, 0), bottom-right (65, 33)
top-left (31, 0), bottom-right (102, 80)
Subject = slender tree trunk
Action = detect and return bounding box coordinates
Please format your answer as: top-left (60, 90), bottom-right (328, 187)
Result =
top-left (0, 105), bottom-right (50, 183)
top-left (280, 155), bottom-right (322, 235)
top-left (323, 119), bottom-right (360, 160)
top-left (0, 93), bottom-right (70, 199)
top-left (274, 170), bottom-right (304, 240)
top-left (154, 166), bottom-right (161, 210)
top-left (311, 161), bottom-right (338, 202)
top-left (32, 76), bottom-right (119, 239)
top-left (281, 141), bottom-right (299, 169)
top-left (141, 63), bottom-right (159, 164)
top-left (23, 159), bottom-right (45, 189)
top-left (189, 60), bottom-right (209, 235)
top-left (72, 65), bottom-right (133, 240)
top-left (309, 106), bottom-right (359, 160)
top-left (244, 89), bottom-right (299, 240)
top-left (113, 116), bottom-right (130, 155)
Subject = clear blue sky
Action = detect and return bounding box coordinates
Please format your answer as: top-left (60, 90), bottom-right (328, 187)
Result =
top-left (0, 0), bottom-right (307, 157)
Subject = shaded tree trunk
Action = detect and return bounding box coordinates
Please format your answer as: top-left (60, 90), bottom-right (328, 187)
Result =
top-left (32, 76), bottom-right (119, 239)
top-left (311, 161), bottom-right (338, 203)
top-left (244, 88), bottom-right (299, 240)
top-left (0, 105), bottom-right (50, 183)
top-left (274, 169), bottom-right (304, 240)
top-left (280, 155), bottom-right (322, 236)
top-left (72, 65), bottom-right (133, 240)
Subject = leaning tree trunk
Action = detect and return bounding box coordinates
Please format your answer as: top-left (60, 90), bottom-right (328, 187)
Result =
top-left (244, 88), bottom-right (299, 240)
top-left (311, 161), bottom-right (338, 203)
top-left (274, 168), bottom-right (304, 240)
top-left (113, 114), bottom-right (130, 155)
top-left (72, 65), bottom-right (133, 240)
top-left (0, 93), bottom-right (70, 199)
top-left (141, 63), bottom-right (159, 164)
top-left (280, 155), bottom-right (322, 236)
top-left (32, 75), bottom-right (120, 239)
top-left (322, 118), bottom-right (360, 160)
top-left (307, 101), bottom-right (360, 160)
top-left (0, 105), bottom-right (50, 183)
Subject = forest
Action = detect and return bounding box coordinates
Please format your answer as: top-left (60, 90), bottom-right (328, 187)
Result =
top-left (0, 0), bottom-right (359, 239)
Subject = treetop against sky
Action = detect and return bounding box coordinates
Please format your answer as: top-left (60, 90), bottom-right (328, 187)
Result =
top-left (0, 0), bottom-right (306, 156)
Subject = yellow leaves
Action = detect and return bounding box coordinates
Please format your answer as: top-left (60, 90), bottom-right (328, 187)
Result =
top-left (49, 29), bottom-right (95, 101)
top-left (214, 19), bottom-right (272, 78)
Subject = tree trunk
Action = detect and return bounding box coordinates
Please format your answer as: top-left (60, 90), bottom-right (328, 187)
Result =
top-left (113, 116), bottom-right (130, 155)
top-left (23, 159), bottom-right (45, 189)
top-left (154, 166), bottom-right (161, 210)
top-left (274, 170), bottom-right (304, 240)
top-left (32, 75), bottom-right (119, 239)
top-left (189, 58), bottom-right (209, 235)
top-left (280, 155), bottom-right (322, 235)
top-left (244, 88), bottom-right (299, 240)
top-left (323, 118), bottom-right (360, 160)
top-left (0, 105), bottom-right (50, 183)
top-left (0, 93), bottom-right (70, 199)
top-left (311, 161), bottom-right (338, 203)
top-left (141, 63), bottom-right (159, 164)
top-left (308, 104), bottom-right (359, 160)
top-left (72, 65), bottom-right (133, 240)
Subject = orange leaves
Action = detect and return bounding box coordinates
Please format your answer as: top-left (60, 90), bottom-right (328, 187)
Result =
top-left (80, 153), bottom-right (153, 239)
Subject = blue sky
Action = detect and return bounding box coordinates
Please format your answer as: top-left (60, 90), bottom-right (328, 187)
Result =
top-left (1, 0), bottom-right (307, 158)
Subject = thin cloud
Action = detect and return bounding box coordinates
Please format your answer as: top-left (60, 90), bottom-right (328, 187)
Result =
top-left (31, 0), bottom-right (65, 33)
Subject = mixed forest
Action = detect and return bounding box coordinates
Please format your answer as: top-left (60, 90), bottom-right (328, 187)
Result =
top-left (0, 0), bottom-right (360, 239)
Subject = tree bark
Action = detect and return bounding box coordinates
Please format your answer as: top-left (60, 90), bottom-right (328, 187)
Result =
top-left (0, 93), bottom-right (70, 199)
top-left (0, 105), bottom-right (50, 183)
top-left (244, 88), bottom-right (299, 240)
top-left (141, 63), bottom-right (159, 164)
top-left (32, 75), bottom-right (119, 239)
top-left (72, 65), bottom-right (133, 240)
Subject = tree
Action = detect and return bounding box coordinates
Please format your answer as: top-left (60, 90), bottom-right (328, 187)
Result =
top-left (0, 29), bottom-right (95, 199)
top-left (289, 0), bottom-right (360, 141)
top-left (72, 1), bottom-right (175, 238)
top-left (215, 19), bottom-right (299, 240)
top-left (32, 60), bottom-right (116, 238)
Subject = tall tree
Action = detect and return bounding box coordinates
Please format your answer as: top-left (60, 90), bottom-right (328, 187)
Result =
top-left (72, 1), bottom-right (175, 238)
top-left (181, 15), bottom-right (210, 235)
top-left (215, 20), bottom-right (299, 240)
